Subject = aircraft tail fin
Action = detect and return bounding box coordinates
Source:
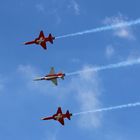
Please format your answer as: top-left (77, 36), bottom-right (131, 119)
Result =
top-left (49, 67), bottom-right (55, 74)
top-left (66, 110), bottom-right (72, 120)
top-left (48, 34), bottom-right (55, 44)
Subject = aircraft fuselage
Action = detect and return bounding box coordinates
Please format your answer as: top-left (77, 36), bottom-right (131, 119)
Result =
top-left (44, 73), bottom-right (65, 80)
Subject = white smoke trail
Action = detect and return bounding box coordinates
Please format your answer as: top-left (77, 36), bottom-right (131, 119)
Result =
top-left (56, 18), bottom-right (140, 39)
top-left (66, 58), bottom-right (140, 76)
top-left (73, 102), bottom-right (140, 116)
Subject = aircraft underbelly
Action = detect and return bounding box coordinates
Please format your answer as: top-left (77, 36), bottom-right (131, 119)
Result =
top-left (45, 76), bottom-right (58, 80)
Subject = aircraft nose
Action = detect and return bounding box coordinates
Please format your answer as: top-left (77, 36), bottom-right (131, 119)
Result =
top-left (41, 118), bottom-right (45, 120)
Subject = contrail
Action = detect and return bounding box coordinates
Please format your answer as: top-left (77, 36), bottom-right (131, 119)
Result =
top-left (66, 58), bottom-right (140, 76)
top-left (56, 18), bottom-right (140, 39)
top-left (73, 102), bottom-right (140, 116)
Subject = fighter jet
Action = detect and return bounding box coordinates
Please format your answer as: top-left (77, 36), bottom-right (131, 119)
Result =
top-left (34, 67), bottom-right (65, 86)
top-left (42, 107), bottom-right (72, 125)
top-left (24, 30), bottom-right (55, 50)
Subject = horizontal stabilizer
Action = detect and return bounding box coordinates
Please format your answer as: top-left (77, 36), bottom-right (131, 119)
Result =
top-left (61, 74), bottom-right (65, 80)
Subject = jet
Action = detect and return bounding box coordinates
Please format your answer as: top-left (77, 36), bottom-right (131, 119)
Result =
top-left (42, 107), bottom-right (72, 125)
top-left (34, 67), bottom-right (65, 86)
top-left (24, 30), bottom-right (55, 50)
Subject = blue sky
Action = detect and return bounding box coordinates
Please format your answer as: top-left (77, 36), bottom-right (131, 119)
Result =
top-left (0, 0), bottom-right (140, 140)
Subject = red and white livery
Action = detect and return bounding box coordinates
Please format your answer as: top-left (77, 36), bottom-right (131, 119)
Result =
top-left (42, 107), bottom-right (72, 125)
top-left (24, 30), bottom-right (55, 50)
top-left (34, 67), bottom-right (65, 85)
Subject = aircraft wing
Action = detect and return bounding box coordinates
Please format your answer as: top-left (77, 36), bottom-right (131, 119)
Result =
top-left (58, 118), bottom-right (64, 125)
top-left (39, 31), bottom-right (45, 38)
top-left (51, 79), bottom-right (58, 86)
top-left (57, 107), bottom-right (62, 114)
top-left (40, 42), bottom-right (47, 49)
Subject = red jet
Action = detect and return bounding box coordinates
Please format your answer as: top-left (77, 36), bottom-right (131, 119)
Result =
top-left (34, 67), bottom-right (65, 86)
top-left (24, 30), bottom-right (55, 50)
top-left (42, 107), bottom-right (72, 125)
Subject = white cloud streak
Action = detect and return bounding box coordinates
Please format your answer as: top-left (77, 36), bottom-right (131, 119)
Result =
top-left (56, 18), bottom-right (140, 39)
top-left (104, 15), bottom-right (135, 40)
top-left (69, 66), bottom-right (102, 128)
top-left (66, 57), bottom-right (140, 76)
top-left (35, 4), bottom-right (45, 13)
top-left (17, 57), bottom-right (140, 129)
top-left (105, 45), bottom-right (115, 58)
top-left (68, 0), bottom-right (80, 15)
top-left (73, 102), bottom-right (140, 116)
top-left (18, 64), bottom-right (102, 128)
